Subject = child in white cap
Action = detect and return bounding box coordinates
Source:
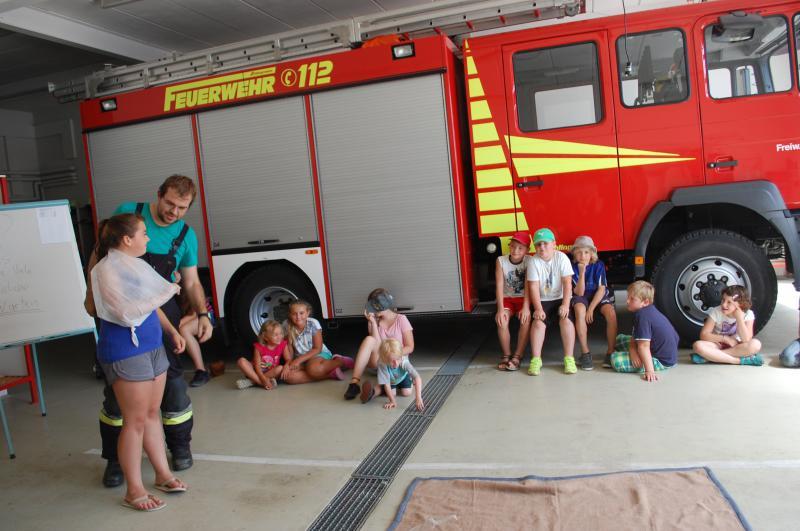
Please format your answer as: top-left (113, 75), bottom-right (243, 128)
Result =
top-left (570, 235), bottom-right (618, 369)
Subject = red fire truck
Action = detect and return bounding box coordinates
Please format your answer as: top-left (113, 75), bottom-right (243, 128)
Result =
top-left (75, 0), bottom-right (800, 343)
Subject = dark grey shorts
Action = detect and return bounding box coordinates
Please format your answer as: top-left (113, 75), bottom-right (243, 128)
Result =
top-left (101, 346), bottom-right (169, 384)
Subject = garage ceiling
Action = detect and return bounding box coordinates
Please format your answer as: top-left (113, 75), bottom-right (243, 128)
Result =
top-left (0, 0), bottom-right (434, 88)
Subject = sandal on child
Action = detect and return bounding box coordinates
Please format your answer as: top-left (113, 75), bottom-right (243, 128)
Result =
top-left (154, 477), bottom-right (187, 493)
top-left (506, 356), bottom-right (521, 371)
top-left (497, 355), bottom-right (511, 371)
top-left (122, 494), bottom-right (166, 512)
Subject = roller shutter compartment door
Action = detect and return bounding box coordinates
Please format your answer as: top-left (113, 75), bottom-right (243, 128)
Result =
top-left (86, 116), bottom-right (208, 267)
top-left (312, 74), bottom-right (463, 316)
top-left (196, 96), bottom-right (317, 251)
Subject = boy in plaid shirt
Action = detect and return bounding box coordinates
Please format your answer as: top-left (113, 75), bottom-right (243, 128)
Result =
top-left (611, 281), bottom-right (678, 382)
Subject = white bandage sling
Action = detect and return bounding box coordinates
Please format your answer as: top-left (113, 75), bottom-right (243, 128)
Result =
top-left (91, 248), bottom-right (180, 346)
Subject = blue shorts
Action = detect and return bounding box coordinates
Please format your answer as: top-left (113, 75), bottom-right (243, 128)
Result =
top-left (391, 374), bottom-right (413, 390)
top-left (570, 289), bottom-right (615, 308)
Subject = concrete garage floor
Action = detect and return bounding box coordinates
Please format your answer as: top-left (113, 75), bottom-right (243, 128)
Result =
top-left (2, 280), bottom-right (799, 530)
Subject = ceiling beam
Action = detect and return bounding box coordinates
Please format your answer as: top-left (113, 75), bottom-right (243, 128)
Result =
top-left (0, 6), bottom-right (170, 61)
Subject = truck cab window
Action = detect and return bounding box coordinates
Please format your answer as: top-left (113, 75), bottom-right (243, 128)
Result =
top-left (795, 14), bottom-right (800, 84)
top-left (705, 14), bottom-right (791, 99)
top-left (513, 42), bottom-right (601, 131)
top-left (616, 29), bottom-right (687, 107)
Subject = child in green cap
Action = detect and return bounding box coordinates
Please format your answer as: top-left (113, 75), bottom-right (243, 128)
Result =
top-left (526, 227), bottom-right (577, 375)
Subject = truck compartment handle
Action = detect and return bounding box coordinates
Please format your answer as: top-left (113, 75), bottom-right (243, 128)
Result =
top-left (247, 239), bottom-right (280, 245)
top-left (707, 160), bottom-right (738, 169)
top-left (516, 180), bottom-right (544, 188)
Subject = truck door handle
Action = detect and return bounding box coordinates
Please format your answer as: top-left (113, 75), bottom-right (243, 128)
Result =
top-left (247, 239), bottom-right (280, 245)
top-left (516, 180), bottom-right (544, 188)
top-left (707, 160), bottom-right (738, 169)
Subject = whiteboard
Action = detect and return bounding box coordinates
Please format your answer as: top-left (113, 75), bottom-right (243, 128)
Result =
top-left (0, 200), bottom-right (95, 348)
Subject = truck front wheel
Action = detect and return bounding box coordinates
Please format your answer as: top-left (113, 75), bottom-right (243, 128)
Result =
top-left (650, 229), bottom-right (776, 344)
top-left (230, 265), bottom-right (321, 346)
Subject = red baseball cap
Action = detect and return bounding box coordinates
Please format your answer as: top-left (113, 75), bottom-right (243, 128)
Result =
top-left (510, 231), bottom-right (531, 247)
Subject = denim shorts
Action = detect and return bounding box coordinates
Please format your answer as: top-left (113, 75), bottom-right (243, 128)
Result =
top-left (101, 346), bottom-right (169, 384)
top-left (391, 373), bottom-right (413, 390)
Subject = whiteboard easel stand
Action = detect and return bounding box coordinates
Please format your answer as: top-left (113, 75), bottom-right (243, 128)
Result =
top-left (0, 176), bottom-right (15, 457)
top-left (0, 392), bottom-right (13, 458)
top-left (0, 189), bottom-right (99, 460)
top-left (0, 174), bottom-right (15, 457)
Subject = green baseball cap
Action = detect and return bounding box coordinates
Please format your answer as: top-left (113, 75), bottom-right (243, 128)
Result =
top-left (533, 227), bottom-right (555, 244)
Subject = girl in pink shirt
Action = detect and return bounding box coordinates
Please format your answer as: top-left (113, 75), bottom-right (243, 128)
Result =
top-left (344, 288), bottom-right (415, 400)
top-left (236, 320), bottom-right (288, 389)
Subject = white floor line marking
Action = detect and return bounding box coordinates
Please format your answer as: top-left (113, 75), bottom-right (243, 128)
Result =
top-left (84, 449), bottom-right (800, 471)
top-left (84, 448), bottom-right (358, 468)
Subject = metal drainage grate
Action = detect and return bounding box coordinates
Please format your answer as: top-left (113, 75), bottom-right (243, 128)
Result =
top-left (308, 325), bottom-right (489, 531)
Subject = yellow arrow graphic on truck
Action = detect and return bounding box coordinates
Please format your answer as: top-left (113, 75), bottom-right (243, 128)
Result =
top-left (505, 135), bottom-right (693, 177)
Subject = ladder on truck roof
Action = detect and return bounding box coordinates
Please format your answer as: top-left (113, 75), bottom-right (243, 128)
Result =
top-left (49, 0), bottom-right (582, 102)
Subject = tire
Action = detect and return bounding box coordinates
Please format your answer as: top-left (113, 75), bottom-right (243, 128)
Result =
top-left (650, 229), bottom-right (777, 345)
top-left (230, 265), bottom-right (321, 346)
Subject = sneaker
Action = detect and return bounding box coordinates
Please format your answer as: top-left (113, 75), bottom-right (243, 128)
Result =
top-left (333, 354), bottom-right (355, 370)
top-left (579, 352), bottom-right (593, 371)
top-left (741, 353), bottom-right (764, 366)
top-left (236, 378), bottom-right (255, 389)
top-left (691, 353), bottom-right (708, 364)
top-left (564, 356), bottom-right (577, 374)
top-left (360, 381), bottom-right (375, 403)
top-left (603, 354), bottom-right (612, 368)
top-left (527, 357), bottom-right (542, 376)
top-left (102, 460), bottom-right (123, 488)
top-left (344, 382), bottom-right (360, 400)
top-left (190, 369), bottom-right (210, 387)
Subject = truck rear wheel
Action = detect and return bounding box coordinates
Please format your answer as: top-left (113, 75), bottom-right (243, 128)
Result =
top-left (231, 265), bottom-right (321, 346)
top-left (650, 229), bottom-right (776, 344)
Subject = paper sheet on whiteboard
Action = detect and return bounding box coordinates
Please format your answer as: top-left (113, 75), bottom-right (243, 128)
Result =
top-left (37, 206), bottom-right (72, 244)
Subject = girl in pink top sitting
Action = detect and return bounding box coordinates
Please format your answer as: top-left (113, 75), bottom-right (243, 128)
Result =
top-left (344, 288), bottom-right (415, 400)
top-left (236, 320), bottom-right (288, 390)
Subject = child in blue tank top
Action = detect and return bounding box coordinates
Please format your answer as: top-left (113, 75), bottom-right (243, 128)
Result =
top-left (570, 236), bottom-right (618, 370)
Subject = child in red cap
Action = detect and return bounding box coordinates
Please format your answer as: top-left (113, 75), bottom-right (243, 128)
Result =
top-left (495, 231), bottom-right (532, 371)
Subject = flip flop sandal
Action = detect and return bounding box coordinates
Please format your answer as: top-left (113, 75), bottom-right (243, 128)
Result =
top-left (154, 478), bottom-right (187, 493)
top-left (122, 494), bottom-right (166, 512)
top-left (506, 357), bottom-right (521, 371)
top-left (497, 356), bottom-right (511, 371)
